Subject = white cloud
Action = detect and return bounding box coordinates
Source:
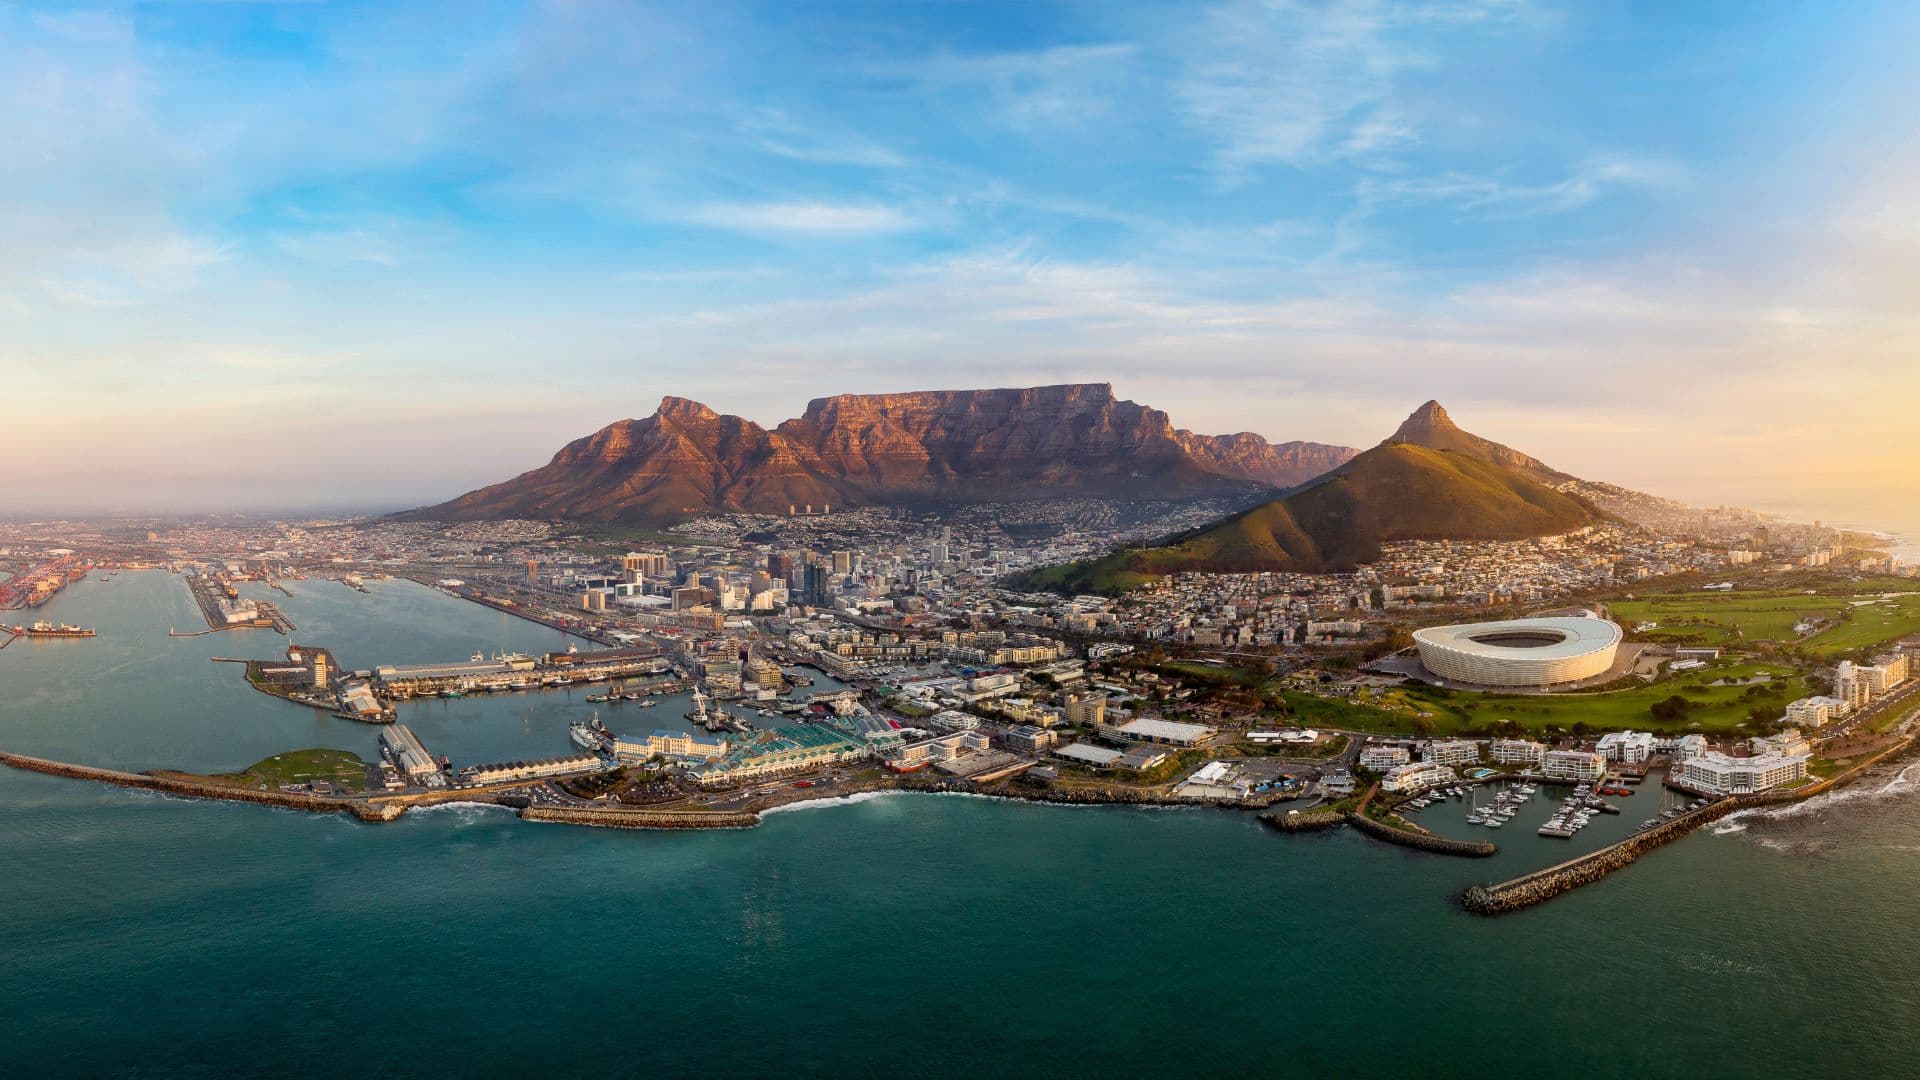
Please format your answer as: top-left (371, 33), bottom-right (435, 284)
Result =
top-left (681, 201), bottom-right (918, 235)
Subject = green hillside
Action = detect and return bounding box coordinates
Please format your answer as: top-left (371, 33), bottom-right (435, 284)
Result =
top-left (1021, 444), bottom-right (1600, 593)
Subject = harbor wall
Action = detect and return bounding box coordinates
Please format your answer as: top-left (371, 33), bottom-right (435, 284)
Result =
top-left (1262, 808), bottom-right (1345, 832)
top-left (1345, 810), bottom-right (1498, 857)
top-left (0, 751), bottom-right (377, 820)
top-left (1460, 798), bottom-right (1737, 914)
top-left (519, 806), bottom-right (760, 830)
top-left (1464, 729), bottom-right (1920, 915)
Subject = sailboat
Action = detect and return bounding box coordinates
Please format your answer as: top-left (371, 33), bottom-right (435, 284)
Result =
top-left (1465, 785), bottom-right (1488, 825)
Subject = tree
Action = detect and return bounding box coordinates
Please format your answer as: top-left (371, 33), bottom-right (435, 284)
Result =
top-left (1650, 695), bottom-right (1692, 724)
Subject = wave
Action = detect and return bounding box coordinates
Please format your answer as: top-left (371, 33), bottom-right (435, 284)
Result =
top-left (760, 788), bottom-right (1199, 817)
top-left (408, 800), bottom-right (515, 823)
top-left (1713, 761), bottom-right (1920, 838)
top-left (759, 790), bottom-right (904, 816)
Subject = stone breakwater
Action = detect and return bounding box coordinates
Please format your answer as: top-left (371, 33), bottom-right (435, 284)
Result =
top-left (1461, 799), bottom-right (1739, 915)
top-left (520, 806), bottom-right (760, 829)
top-left (911, 777), bottom-right (1191, 808)
top-left (1345, 810), bottom-right (1498, 857)
top-left (0, 751), bottom-right (397, 822)
top-left (1262, 808), bottom-right (1345, 832)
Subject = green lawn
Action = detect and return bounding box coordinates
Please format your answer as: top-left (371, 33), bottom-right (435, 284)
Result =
top-left (218, 748), bottom-right (369, 792)
top-left (1285, 662), bottom-right (1805, 737)
top-left (1156, 660), bottom-right (1261, 686)
top-left (1802, 594), bottom-right (1920, 656)
top-left (1608, 592), bottom-right (1851, 642)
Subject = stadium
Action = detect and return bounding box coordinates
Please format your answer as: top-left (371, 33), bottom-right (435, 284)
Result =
top-left (1412, 616), bottom-right (1623, 688)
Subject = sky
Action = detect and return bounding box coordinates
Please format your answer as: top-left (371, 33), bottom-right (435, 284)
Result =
top-left (6, 0), bottom-right (1920, 526)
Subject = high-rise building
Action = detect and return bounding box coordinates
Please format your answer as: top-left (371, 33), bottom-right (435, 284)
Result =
top-left (832, 550), bottom-right (852, 575)
top-left (803, 564), bottom-right (828, 606)
top-left (623, 552), bottom-right (670, 579)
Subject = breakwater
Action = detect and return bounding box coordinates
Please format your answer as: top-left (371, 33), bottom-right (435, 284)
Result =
top-left (1262, 808), bottom-right (1344, 832)
top-left (0, 751), bottom-right (397, 822)
top-left (1345, 810), bottom-right (1498, 857)
top-left (520, 806), bottom-right (760, 829)
top-left (917, 776), bottom-right (1190, 808)
top-left (1461, 798), bottom-right (1737, 914)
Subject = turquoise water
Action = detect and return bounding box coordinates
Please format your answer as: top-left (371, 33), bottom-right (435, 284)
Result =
top-left (4, 574), bottom-right (1920, 1077)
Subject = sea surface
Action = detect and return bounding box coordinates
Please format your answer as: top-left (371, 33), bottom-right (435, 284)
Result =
top-left (4, 573), bottom-right (1920, 1077)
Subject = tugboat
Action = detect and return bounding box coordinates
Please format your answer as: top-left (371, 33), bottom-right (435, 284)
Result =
top-left (13, 621), bottom-right (96, 639)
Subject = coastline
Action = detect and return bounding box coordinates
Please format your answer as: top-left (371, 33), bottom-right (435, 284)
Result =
top-left (11, 716), bottom-right (1919, 915)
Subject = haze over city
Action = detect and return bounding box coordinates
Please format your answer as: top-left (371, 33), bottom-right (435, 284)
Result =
top-left (7, 1), bottom-right (1920, 523)
top-left (20, 4), bottom-right (1920, 1078)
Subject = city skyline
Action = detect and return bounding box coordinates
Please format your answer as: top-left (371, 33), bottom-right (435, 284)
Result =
top-left (6, 1), bottom-right (1920, 524)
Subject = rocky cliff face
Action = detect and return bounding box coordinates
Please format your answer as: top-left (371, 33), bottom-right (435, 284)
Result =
top-left (406, 383), bottom-right (1355, 523)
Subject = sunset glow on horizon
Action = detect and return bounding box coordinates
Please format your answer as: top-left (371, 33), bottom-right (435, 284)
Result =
top-left (6, 1), bottom-right (1920, 526)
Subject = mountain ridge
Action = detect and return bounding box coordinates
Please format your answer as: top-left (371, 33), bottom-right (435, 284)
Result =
top-left (403, 383), bottom-right (1357, 523)
top-left (1019, 402), bottom-right (1612, 592)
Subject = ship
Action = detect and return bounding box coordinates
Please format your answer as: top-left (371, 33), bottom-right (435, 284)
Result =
top-left (570, 711), bottom-right (611, 752)
top-left (13, 622), bottom-right (96, 639)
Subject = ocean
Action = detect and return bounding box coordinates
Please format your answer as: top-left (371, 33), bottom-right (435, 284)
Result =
top-left (3, 573), bottom-right (1919, 1078)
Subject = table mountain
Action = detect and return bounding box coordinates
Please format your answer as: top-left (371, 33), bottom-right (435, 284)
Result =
top-left (403, 383), bottom-right (1355, 523)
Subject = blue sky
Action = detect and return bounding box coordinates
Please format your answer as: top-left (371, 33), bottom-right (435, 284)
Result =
top-left (7, 0), bottom-right (1920, 520)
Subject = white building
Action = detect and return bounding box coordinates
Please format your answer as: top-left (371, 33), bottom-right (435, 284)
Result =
top-left (1488, 738), bottom-right (1545, 766)
top-left (1674, 734), bottom-right (1709, 760)
top-left (1834, 661), bottom-right (1873, 708)
top-left (1675, 751), bottom-right (1808, 796)
top-left (1423, 739), bottom-right (1481, 767)
top-left (1751, 729), bottom-right (1813, 759)
top-left (1595, 730), bottom-right (1654, 765)
top-left (614, 730), bottom-right (730, 762)
top-left (1108, 717), bottom-right (1217, 747)
top-left (461, 754), bottom-right (602, 786)
top-left (1540, 749), bottom-right (1606, 782)
top-left (1413, 616), bottom-right (1622, 687)
top-left (1359, 743), bottom-right (1411, 771)
top-left (1785, 695), bottom-right (1848, 729)
top-left (1381, 761), bottom-right (1456, 794)
top-left (379, 724), bottom-right (441, 786)
top-left (1055, 743), bottom-right (1124, 769)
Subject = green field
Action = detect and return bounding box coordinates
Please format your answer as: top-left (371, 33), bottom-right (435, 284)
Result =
top-left (1286, 662), bottom-right (1805, 737)
top-left (1802, 594), bottom-right (1920, 656)
top-left (1609, 586), bottom-right (1920, 656)
top-left (1608, 591), bottom-right (1849, 641)
top-left (218, 749), bottom-right (368, 792)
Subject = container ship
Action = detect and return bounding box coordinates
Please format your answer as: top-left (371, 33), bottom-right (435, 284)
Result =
top-left (11, 622), bottom-right (97, 639)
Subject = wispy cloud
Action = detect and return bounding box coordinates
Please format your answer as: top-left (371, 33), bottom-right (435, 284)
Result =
top-left (272, 215), bottom-right (457, 267)
top-left (1171, 0), bottom-right (1522, 178)
top-left (733, 109), bottom-right (908, 168)
top-left (1357, 158), bottom-right (1683, 220)
top-left (894, 43), bottom-right (1140, 133)
top-left (681, 201), bottom-right (919, 235)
